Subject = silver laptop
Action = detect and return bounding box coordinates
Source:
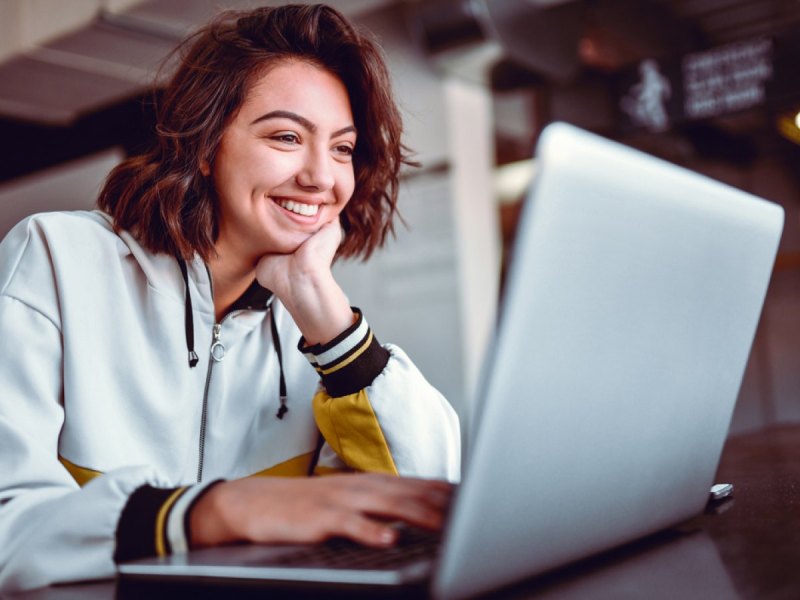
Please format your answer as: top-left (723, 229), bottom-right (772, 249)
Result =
top-left (119, 122), bottom-right (784, 600)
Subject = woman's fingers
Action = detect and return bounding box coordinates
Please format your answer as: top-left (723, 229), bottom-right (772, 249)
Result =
top-left (313, 509), bottom-right (399, 547)
top-left (304, 476), bottom-right (453, 545)
top-left (189, 474), bottom-right (454, 549)
top-left (332, 476), bottom-right (452, 531)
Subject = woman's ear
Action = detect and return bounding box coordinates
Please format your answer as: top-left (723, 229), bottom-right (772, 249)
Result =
top-left (200, 159), bottom-right (211, 177)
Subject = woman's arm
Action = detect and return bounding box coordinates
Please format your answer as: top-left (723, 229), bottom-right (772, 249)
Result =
top-left (0, 293), bottom-right (166, 593)
top-left (257, 219), bottom-right (461, 481)
top-left (0, 220), bottom-right (182, 593)
top-left (309, 340), bottom-right (462, 479)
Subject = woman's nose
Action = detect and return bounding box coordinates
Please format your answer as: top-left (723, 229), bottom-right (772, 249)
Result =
top-left (296, 147), bottom-right (335, 191)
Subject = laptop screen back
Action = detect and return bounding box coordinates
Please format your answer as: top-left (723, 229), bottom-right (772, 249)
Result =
top-left (433, 122), bottom-right (783, 599)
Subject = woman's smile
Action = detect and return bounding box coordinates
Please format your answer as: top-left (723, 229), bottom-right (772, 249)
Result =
top-left (274, 198), bottom-right (321, 218)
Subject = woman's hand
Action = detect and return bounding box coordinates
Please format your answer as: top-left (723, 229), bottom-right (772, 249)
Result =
top-left (255, 219), bottom-right (353, 345)
top-left (189, 474), bottom-right (454, 548)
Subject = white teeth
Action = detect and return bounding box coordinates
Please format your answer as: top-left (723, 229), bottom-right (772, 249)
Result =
top-left (277, 199), bottom-right (319, 217)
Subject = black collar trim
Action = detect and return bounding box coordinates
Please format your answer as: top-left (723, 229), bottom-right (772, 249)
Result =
top-left (228, 279), bottom-right (274, 313)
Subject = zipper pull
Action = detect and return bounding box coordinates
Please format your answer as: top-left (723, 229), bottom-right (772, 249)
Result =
top-left (210, 323), bottom-right (225, 362)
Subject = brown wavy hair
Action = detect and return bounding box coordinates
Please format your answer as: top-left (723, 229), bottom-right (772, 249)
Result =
top-left (98, 3), bottom-right (410, 261)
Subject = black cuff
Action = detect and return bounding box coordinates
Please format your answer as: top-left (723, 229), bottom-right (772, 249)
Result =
top-left (298, 309), bottom-right (389, 398)
top-left (114, 485), bottom-right (184, 563)
top-left (298, 308), bottom-right (366, 357)
top-left (319, 334), bottom-right (389, 397)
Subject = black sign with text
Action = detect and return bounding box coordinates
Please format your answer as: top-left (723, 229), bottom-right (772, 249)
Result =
top-left (615, 37), bottom-right (782, 133)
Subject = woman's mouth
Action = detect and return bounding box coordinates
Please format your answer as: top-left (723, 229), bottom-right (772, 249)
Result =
top-left (275, 199), bottom-right (320, 217)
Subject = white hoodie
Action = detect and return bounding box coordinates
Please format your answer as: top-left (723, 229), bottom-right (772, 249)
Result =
top-left (0, 210), bottom-right (460, 592)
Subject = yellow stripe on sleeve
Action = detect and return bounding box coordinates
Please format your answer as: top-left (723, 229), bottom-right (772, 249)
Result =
top-left (312, 389), bottom-right (398, 475)
top-left (155, 487), bottom-right (187, 556)
top-left (318, 332), bottom-right (373, 375)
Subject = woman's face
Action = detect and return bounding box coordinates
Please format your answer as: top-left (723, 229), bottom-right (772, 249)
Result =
top-left (209, 60), bottom-right (357, 262)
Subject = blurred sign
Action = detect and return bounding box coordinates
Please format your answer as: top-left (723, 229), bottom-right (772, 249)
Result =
top-left (616, 38), bottom-right (774, 132)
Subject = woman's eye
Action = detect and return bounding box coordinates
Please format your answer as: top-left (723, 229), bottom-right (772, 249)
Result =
top-left (271, 133), bottom-right (299, 145)
top-left (334, 144), bottom-right (354, 157)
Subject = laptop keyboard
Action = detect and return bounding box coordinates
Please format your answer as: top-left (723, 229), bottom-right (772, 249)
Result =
top-left (271, 526), bottom-right (441, 571)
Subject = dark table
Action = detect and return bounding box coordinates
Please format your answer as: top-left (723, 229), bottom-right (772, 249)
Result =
top-left (11, 425), bottom-right (800, 599)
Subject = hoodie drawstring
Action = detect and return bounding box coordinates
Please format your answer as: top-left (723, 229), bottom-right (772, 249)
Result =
top-left (178, 259), bottom-right (199, 368)
top-left (178, 258), bottom-right (287, 419)
top-left (269, 307), bottom-right (289, 419)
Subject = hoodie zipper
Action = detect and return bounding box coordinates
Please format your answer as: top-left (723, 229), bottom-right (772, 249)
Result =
top-left (198, 312), bottom-right (248, 483)
top-left (196, 322), bottom-right (220, 483)
top-left (196, 264), bottom-right (223, 484)
top-left (193, 265), bottom-right (276, 483)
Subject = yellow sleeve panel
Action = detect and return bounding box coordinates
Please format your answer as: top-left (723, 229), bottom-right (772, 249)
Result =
top-left (312, 389), bottom-right (399, 475)
top-left (250, 451), bottom-right (351, 478)
top-left (312, 465), bottom-right (351, 476)
top-left (250, 451), bottom-right (316, 477)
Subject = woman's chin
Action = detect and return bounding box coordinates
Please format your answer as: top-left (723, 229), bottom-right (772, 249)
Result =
top-left (267, 233), bottom-right (312, 255)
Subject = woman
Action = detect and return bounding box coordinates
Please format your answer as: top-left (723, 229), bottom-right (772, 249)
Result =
top-left (0, 4), bottom-right (460, 592)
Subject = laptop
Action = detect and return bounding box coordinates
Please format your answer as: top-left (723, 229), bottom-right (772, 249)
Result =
top-left (118, 122), bottom-right (784, 599)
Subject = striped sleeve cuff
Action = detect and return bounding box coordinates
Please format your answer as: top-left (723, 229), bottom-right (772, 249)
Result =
top-left (299, 308), bottom-right (390, 398)
top-left (114, 480), bottom-right (223, 562)
top-left (166, 480), bottom-right (223, 554)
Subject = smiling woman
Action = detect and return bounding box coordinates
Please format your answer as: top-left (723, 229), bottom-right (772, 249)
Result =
top-left (0, 4), bottom-right (460, 593)
top-left (207, 60), bottom-right (358, 329)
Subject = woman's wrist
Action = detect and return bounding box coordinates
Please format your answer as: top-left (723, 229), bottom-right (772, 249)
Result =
top-left (188, 481), bottom-right (236, 548)
top-left (278, 271), bottom-right (354, 345)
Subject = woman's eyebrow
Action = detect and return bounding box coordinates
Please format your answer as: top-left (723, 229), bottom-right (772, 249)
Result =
top-left (332, 125), bottom-right (357, 138)
top-left (251, 110), bottom-right (316, 131)
top-left (250, 110), bottom-right (356, 138)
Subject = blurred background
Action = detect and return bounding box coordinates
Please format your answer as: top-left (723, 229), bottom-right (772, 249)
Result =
top-left (0, 0), bottom-right (798, 439)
